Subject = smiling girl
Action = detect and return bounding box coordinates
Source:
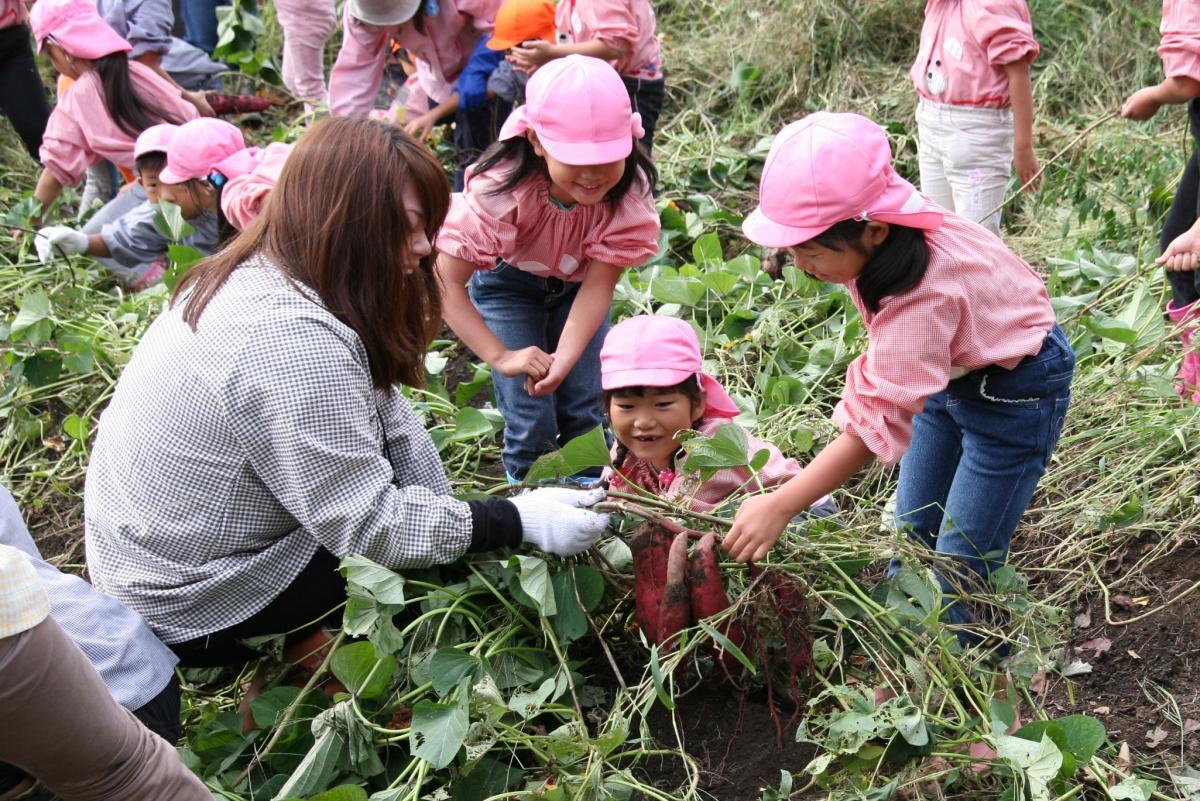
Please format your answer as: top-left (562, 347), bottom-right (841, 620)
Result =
top-left (436, 55), bottom-right (660, 483)
top-left (599, 315), bottom-right (839, 517)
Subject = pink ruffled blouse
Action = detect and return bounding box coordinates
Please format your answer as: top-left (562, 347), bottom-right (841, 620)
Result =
top-left (221, 142), bottom-right (294, 231)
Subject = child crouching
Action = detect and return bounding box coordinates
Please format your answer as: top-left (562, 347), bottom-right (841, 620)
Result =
top-left (600, 315), bottom-right (838, 519)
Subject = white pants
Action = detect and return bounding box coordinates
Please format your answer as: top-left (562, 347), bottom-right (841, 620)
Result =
top-left (916, 98), bottom-right (1014, 236)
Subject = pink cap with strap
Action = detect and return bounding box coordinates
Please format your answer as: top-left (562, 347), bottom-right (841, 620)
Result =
top-left (498, 54), bottom-right (644, 166)
top-left (159, 118), bottom-right (260, 185)
top-left (742, 112), bottom-right (946, 249)
top-left (600, 315), bottom-right (740, 419)
top-left (30, 0), bottom-right (133, 59)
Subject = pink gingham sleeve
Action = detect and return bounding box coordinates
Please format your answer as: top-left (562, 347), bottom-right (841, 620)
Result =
top-left (1159, 0), bottom-right (1200, 81)
top-left (970, 0), bottom-right (1039, 66)
top-left (435, 168), bottom-right (520, 268)
top-left (582, 183), bottom-right (660, 267)
top-left (574, 0), bottom-right (640, 57)
top-left (221, 142), bottom-right (294, 231)
top-left (832, 292), bottom-right (963, 466)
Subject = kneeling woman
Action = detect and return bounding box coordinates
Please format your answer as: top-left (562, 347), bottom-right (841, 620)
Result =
top-left (84, 117), bottom-right (608, 667)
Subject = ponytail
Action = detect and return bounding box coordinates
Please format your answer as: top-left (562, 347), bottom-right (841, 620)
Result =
top-left (94, 53), bottom-right (183, 138)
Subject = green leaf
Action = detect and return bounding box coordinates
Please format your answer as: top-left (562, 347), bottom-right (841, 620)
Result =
top-left (449, 407), bottom-right (497, 442)
top-left (524, 426), bottom-right (611, 482)
top-left (1110, 776), bottom-right (1157, 801)
top-left (731, 61), bottom-right (763, 94)
top-left (154, 201), bottom-right (196, 242)
top-left (310, 787), bottom-right (368, 801)
top-left (410, 698), bottom-right (469, 769)
top-left (250, 685), bottom-right (300, 730)
top-left (549, 568), bottom-right (600, 643)
top-left (272, 726), bottom-right (345, 800)
top-left (62, 414), bottom-right (89, 441)
top-left (1054, 714), bottom-right (1106, 765)
top-left (429, 648), bottom-right (481, 696)
top-left (513, 555), bottom-right (556, 615)
top-left (10, 291), bottom-right (54, 344)
top-left (507, 676), bottom-right (556, 719)
top-left (678, 424), bottom-right (750, 478)
top-left (340, 555), bottom-right (406, 604)
top-left (700, 269), bottom-right (738, 296)
top-left (994, 733), bottom-right (1063, 801)
top-left (649, 272), bottom-right (706, 306)
top-left (22, 351), bottom-right (63, 387)
top-left (691, 232), bottom-right (723, 267)
top-left (648, 646), bottom-right (675, 710)
top-left (163, 244), bottom-right (205, 292)
top-left (330, 641), bottom-right (396, 701)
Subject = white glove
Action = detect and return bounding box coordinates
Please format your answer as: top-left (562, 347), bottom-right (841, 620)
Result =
top-left (511, 487), bottom-right (610, 557)
top-left (35, 225), bottom-right (88, 264)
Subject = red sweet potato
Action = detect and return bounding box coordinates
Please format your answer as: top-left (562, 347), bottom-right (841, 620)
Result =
top-left (763, 567), bottom-right (813, 731)
top-left (630, 523), bottom-right (673, 644)
top-left (655, 530), bottom-right (692, 649)
top-left (204, 92), bottom-right (284, 115)
top-left (688, 533), bottom-right (748, 680)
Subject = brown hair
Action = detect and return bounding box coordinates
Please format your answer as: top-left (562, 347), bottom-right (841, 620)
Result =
top-left (174, 117), bottom-right (451, 389)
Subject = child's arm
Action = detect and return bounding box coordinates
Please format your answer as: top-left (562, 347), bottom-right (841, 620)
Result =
top-left (32, 170), bottom-right (66, 226)
top-left (435, 254), bottom-right (554, 387)
top-left (722, 432), bottom-right (873, 563)
top-left (1121, 75), bottom-right (1200, 120)
top-left (1004, 56), bottom-right (1040, 190)
top-left (508, 39), bottom-right (623, 72)
top-left (530, 262), bottom-right (622, 396)
top-left (404, 94), bottom-right (459, 141)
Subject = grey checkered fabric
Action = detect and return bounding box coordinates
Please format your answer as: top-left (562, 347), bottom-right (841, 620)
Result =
top-left (85, 258), bottom-right (473, 644)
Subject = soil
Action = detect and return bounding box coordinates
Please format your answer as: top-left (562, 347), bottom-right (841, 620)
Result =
top-left (1039, 541), bottom-right (1200, 766)
top-left (637, 683), bottom-right (816, 801)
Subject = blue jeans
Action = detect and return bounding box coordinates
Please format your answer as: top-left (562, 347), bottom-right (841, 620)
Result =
top-left (468, 262), bottom-right (609, 480)
top-left (893, 324), bottom-right (1075, 644)
top-left (180, 0), bottom-right (231, 54)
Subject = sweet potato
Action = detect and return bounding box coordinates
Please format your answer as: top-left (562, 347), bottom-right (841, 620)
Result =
top-left (205, 92), bottom-right (283, 115)
top-left (763, 567), bottom-right (813, 731)
top-left (630, 523), bottom-right (673, 644)
top-left (688, 533), bottom-right (748, 679)
top-left (655, 530), bottom-right (692, 649)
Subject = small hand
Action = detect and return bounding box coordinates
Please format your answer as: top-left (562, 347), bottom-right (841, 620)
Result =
top-left (721, 493), bottom-right (791, 563)
top-left (509, 40), bottom-right (558, 72)
top-left (530, 356), bottom-right (571, 396)
top-left (403, 111), bottom-right (439, 141)
top-left (185, 89), bottom-right (216, 118)
top-left (1121, 86), bottom-right (1162, 121)
top-left (494, 346), bottom-right (553, 381)
top-left (1157, 226), bottom-right (1200, 271)
top-left (1014, 144), bottom-right (1040, 191)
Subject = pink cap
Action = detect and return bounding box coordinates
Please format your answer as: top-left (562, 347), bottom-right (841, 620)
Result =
top-left (600, 315), bottom-right (740, 419)
top-left (498, 55), bottom-right (644, 165)
top-left (742, 112), bottom-right (946, 248)
top-left (134, 123), bottom-right (178, 160)
top-left (30, 0), bottom-right (133, 59)
top-left (159, 118), bottom-right (259, 185)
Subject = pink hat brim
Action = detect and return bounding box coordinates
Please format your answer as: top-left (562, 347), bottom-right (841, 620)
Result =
top-left (742, 206), bottom-right (831, 249)
top-left (157, 163), bottom-right (195, 185)
top-left (498, 104), bottom-right (637, 166)
top-left (601, 365), bottom-right (691, 390)
top-left (38, 18), bottom-right (133, 59)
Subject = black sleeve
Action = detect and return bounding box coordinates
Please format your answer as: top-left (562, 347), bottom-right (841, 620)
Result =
top-left (466, 498), bottom-right (523, 552)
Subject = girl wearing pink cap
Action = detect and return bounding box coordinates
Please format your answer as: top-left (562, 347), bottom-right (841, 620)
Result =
top-left (1123, 1), bottom-right (1200, 403)
top-left (27, 0), bottom-right (197, 224)
top-left (328, 0), bottom-right (504, 188)
top-left (508, 0), bottom-right (664, 152)
top-left (911, 0), bottom-right (1041, 235)
top-left (728, 113), bottom-right (1074, 649)
top-left (436, 55), bottom-right (660, 483)
top-left (599, 315), bottom-right (839, 518)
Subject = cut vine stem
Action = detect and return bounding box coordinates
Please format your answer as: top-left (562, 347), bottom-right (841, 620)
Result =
top-left (593, 499), bottom-right (718, 540)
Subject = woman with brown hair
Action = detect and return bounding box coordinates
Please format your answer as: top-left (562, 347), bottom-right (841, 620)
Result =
top-left (82, 116), bottom-right (609, 670)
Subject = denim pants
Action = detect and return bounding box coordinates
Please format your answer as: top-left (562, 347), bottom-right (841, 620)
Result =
top-left (468, 262), bottom-right (608, 480)
top-left (894, 324), bottom-right (1075, 641)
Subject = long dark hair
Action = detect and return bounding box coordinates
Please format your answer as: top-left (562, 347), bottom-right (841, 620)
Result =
top-left (94, 53), bottom-right (184, 138)
top-left (175, 117), bottom-right (451, 390)
top-left (809, 219), bottom-right (930, 313)
top-left (471, 136), bottom-right (658, 204)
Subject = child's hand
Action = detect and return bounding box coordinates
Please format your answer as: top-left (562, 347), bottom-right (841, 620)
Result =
top-left (495, 346), bottom-right (553, 382)
top-left (1157, 225), bottom-right (1200, 271)
top-left (1014, 144), bottom-right (1041, 191)
top-left (722, 493), bottom-right (791, 563)
top-left (529, 356), bottom-right (573, 396)
top-left (1121, 86), bottom-right (1163, 121)
top-left (509, 41), bottom-right (558, 73)
top-left (404, 111), bottom-right (439, 142)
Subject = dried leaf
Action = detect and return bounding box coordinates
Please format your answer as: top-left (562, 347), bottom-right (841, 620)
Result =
top-left (1146, 726), bottom-right (1170, 749)
top-left (1062, 658), bottom-right (1093, 677)
top-left (1029, 669), bottom-right (1047, 694)
top-left (1074, 610), bottom-right (1092, 628)
top-left (1112, 593), bottom-right (1136, 610)
top-left (1077, 637), bottom-right (1113, 659)
top-left (1094, 706), bottom-right (1111, 715)
top-left (1116, 741), bottom-right (1133, 776)
top-left (1184, 719), bottom-right (1200, 735)
top-left (1127, 650), bottom-right (1142, 660)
